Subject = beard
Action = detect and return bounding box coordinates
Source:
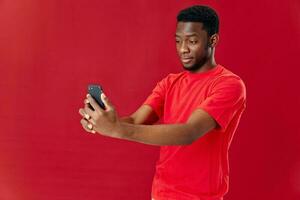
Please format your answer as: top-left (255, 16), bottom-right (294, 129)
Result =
top-left (182, 58), bottom-right (207, 72)
top-left (182, 45), bottom-right (210, 72)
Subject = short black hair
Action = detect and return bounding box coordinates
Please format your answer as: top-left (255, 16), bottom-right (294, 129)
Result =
top-left (177, 5), bottom-right (219, 36)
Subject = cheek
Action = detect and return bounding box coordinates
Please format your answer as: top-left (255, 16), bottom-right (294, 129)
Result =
top-left (191, 45), bottom-right (205, 56)
top-left (175, 44), bottom-right (182, 54)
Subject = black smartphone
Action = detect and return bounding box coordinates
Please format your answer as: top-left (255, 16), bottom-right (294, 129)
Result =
top-left (87, 84), bottom-right (106, 110)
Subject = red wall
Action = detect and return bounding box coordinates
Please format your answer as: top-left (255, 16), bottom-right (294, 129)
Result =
top-left (1, 0), bottom-right (300, 199)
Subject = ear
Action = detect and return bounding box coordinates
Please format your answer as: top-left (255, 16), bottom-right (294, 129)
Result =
top-left (209, 34), bottom-right (219, 48)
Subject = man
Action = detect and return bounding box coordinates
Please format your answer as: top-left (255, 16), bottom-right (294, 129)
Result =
top-left (79, 5), bottom-right (246, 200)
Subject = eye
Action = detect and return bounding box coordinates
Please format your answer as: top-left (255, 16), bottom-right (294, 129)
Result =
top-left (189, 40), bottom-right (197, 44)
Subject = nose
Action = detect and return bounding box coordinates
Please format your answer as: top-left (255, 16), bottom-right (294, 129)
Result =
top-left (179, 41), bottom-right (189, 54)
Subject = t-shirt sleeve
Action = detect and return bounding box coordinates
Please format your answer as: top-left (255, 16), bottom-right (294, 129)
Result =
top-left (197, 76), bottom-right (246, 131)
top-left (142, 76), bottom-right (169, 118)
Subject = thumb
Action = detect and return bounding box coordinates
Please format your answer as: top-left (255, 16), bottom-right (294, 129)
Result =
top-left (101, 93), bottom-right (114, 111)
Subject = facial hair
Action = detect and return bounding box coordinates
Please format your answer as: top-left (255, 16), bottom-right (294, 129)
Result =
top-left (182, 44), bottom-right (210, 72)
top-left (182, 58), bottom-right (207, 72)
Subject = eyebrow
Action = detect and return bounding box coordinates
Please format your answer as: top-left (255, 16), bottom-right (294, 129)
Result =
top-left (175, 33), bottom-right (200, 37)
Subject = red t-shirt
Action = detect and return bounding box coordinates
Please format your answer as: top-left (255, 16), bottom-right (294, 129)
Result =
top-left (143, 65), bottom-right (246, 200)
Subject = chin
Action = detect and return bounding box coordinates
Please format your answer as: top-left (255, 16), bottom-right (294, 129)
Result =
top-left (182, 62), bottom-right (195, 69)
top-left (182, 63), bottom-right (201, 72)
top-left (183, 66), bottom-right (193, 71)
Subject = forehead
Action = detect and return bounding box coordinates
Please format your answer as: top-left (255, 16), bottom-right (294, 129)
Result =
top-left (175, 22), bottom-right (206, 37)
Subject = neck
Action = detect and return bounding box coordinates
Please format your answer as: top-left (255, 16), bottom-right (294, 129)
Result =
top-left (193, 48), bottom-right (217, 73)
top-left (192, 53), bottom-right (217, 73)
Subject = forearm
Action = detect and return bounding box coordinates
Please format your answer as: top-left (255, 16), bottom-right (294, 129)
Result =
top-left (115, 122), bottom-right (198, 146)
top-left (120, 116), bottom-right (135, 124)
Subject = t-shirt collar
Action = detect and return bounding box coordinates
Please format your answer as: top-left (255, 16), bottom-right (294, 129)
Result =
top-left (185, 64), bottom-right (222, 79)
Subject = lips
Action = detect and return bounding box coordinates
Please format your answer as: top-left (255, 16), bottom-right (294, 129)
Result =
top-left (181, 57), bottom-right (193, 63)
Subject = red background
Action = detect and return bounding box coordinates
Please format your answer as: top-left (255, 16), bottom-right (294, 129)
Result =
top-left (1, 0), bottom-right (300, 199)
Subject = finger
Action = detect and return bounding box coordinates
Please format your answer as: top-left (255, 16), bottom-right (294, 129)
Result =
top-left (84, 99), bottom-right (93, 111)
top-left (87, 123), bottom-right (93, 130)
top-left (87, 94), bottom-right (104, 112)
top-left (80, 118), bottom-right (96, 134)
top-left (101, 93), bottom-right (114, 111)
top-left (84, 98), bottom-right (89, 105)
top-left (79, 108), bottom-right (91, 120)
top-left (80, 118), bottom-right (92, 130)
top-left (83, 106), bottom-right (97, 125)
top-left (83, 102), bottom-right (96, 117)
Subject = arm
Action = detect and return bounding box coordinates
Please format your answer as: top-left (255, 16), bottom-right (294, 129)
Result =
top-left (79, 94), bottom-right (217, 146)
top-left (119, 105), bottom-right (159, 125)
top-left (117, 108), bottom-right (217, 146)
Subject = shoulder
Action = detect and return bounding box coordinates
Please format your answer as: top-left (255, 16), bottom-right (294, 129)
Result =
top-left (151, 71), bottom-right (186, 93)
top-left (214, 66), bottom-right (246, 88)
top-left (160, 71), bottom-right (186, 85)
top-left (211, 66), bottom-right (247, 99)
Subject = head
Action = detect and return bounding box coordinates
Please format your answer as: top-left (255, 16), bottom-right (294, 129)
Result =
top-left (176, 5), bottom-right (219, 72)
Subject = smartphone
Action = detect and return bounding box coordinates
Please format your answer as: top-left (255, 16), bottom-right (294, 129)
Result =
top-left (87, 84), bottom-right (106, 110)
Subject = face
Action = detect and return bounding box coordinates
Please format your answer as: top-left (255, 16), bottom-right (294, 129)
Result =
top-left (175, 22), bottom-right (211, 72)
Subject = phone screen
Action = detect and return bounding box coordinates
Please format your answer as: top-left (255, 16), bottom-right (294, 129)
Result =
top-left (87, 84), bottom-right (106, 110)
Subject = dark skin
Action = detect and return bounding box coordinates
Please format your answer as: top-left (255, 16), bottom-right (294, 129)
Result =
top-left (175, 22), bottom-right (219, 72)
top-left (79, 22), bottom-right (220, 146)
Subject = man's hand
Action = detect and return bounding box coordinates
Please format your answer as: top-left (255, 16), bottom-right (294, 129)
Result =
top-left (79, 93), bottom-right (121, 138)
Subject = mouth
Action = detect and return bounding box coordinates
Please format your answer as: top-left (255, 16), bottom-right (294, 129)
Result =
top-left (181, 57), bottom-right (193, 64)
